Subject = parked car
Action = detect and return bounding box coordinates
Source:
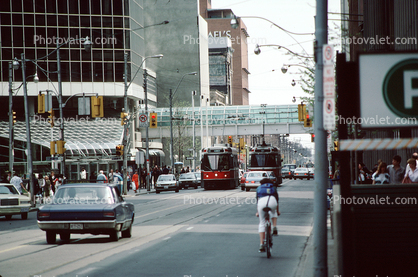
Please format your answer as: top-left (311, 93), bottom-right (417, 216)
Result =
top-left (194, 172), bottom-right (202, 187)
top-left (293, 167), bottom-right (311, 180)
top-left (281, 166), bottom-right (293, 179)
top-left (37, 183), bottom-right (134, 244)
top-left (284, 164), bottom-right (297, 175)
top-left (0, 183), bottom-right (31, 220)
top-left (156, 174), bottom-right (179, 194)
top-left (178, 173), bottom-right (198, 189)
top-left (240, 172), bottom-right (248, 191)
top-left (244, 171), bottom-right (268, 191)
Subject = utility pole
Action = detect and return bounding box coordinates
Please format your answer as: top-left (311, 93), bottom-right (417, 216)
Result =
top-left (123, 52), bottom-right (129, 195)
top-left (8, 62), bottom-right (14, 175)
top-left (313, 0), bottom-right (328, 276)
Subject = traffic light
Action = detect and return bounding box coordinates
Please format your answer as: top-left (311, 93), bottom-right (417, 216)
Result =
top-left (228, 135), bottom-right (233, 145)
top-left (334, 140), bottom-right (339, 151)
top-left (116, 145), bottom-right (124, 156)
top-left (304, 114), bottom-right (312, 127)
top-left (12, 110), bottom-right (17, 125)
top-left (56, 140), bottom-right (66, 155)
top-left (47, 109), bottom-right (55, 127)
top-left (239, 138), bottom-right (245, 150)
top-left (50, 141), bottom-right (56, 155)
top-left (91, 96), bottom-right (104, 118)
top-left (311, 133), bottom-right (315, 142)
top-left (121, 112), bottom-right (128, 126)
top-left (298, 104), bottom-right (306, 121)
top-left (150, 112), bottom-right (157, 128)
top-left (38, 93), bottom-right (45, 113)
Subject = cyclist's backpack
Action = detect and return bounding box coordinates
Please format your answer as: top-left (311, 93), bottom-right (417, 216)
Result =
top-left (257, 183), bottom-right (276, 198)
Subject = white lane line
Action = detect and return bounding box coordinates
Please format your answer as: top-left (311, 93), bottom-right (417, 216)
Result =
top-left (186, 227), bottom-right (194, 231)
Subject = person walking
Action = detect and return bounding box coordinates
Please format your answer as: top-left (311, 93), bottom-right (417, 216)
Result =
top-left (10, 173), bottom-right (25, 194)
top-left (403, 158), bottom-right (418, 183)
top-left (132, 171), bottom-right (139, 193)
top-left (372, 162), bottom-right (390, 184)
top-left (80, 168), bottom-right (87, 180)
top-left (388, 155), bottom-right (405, 184)
top-left (97, 170), bottom-right (108, 183)
top-left (108, 169), bottom-right (114, 184)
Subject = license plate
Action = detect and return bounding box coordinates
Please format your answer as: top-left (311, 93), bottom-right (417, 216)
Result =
top-left (20, 207), bottom-right (29, 212)
top-left (70, 223), bottom-right (83, 230)
top-left (164, 186), bottom-right (168, 189)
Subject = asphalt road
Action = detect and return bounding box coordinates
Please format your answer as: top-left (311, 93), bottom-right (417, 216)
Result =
top-left (0, 178), bottom-right (314, 277)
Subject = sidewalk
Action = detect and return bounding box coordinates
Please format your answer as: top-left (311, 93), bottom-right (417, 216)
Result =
top-left (295, 215), bottom-right (336, 277)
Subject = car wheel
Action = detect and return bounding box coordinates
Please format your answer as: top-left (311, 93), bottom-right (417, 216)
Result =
top-left (60, 232), bottom-right (70, 241)
top-left (308, 178), bottom-right (310, 180)
top-left (109, 230), bottom-right (119, 241)
top-left (241, 186), bottom-right (244, 191)
top-left (122, 223), bottom-right (132, 238)
top-left (294, 178), bottom-right (296, 180)
top-left (245, 188), bottom-right (250, 192)
top-left (156, 191), bottom-right (160, 194)
top-left (5, 215), bottom-right (12, 220)
top-left (46, 231), bottom-right (56, 244)
top-left (175, 189), bottom-right (179, 193)
top-left (21, 212), bottom-right (28, 220)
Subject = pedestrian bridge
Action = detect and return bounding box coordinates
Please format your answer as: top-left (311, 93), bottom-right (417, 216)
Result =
top-left (142, 104), bottom-right (312, 138)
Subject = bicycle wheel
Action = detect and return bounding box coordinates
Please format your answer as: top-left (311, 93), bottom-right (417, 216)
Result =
top-left (266, 224), bottom-right (271, 258)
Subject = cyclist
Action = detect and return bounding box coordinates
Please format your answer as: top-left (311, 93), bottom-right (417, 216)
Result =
top-left (256, 178), bottom-right (280, 252)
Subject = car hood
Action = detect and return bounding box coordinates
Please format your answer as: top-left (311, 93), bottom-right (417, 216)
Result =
top-left (0, 194), bottom-right (30, 201)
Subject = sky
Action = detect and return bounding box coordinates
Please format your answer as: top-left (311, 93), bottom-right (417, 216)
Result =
top-left (210, 0), bottom-right (341, 149)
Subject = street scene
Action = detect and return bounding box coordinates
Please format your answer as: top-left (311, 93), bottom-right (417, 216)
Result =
top-left (1, 0), bottom-right (418, 276)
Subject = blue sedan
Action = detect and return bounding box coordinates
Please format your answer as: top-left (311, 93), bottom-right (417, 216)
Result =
top-left (37, 183), bottom-right (134, 244)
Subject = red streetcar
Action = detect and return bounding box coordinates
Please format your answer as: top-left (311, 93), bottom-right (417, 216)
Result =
top-left (248, 142), bottom-right (282, 186)
top-left (201, 144), bottom-right (240, 190)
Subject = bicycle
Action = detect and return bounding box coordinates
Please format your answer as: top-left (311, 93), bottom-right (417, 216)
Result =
top-left (262, 206), bottom-right (273, 258)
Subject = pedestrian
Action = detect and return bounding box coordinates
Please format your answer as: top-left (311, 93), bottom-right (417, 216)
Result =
top-left (10, 173), bottom-right (26, 194)
top-left (141, 168), bottom-right (146, 188)
top-left (114, 170), bottom-right (123, 193)
top-left (371, 159), bottom-right (383, 175)
top-left (80, 167), bottom-right (87, 180)
top-left (6, 172), bottom-right (12, 183)
top-left (372, 162), bottom-right (390, 184)
top-left (388, 155), bottom-right (405, 184)
top-left (97, 170), bottom-right (108, 183)
top-left (132, 170), bottom-right (139, 193)
top-left (127, 172), bottom-right (131, 192)
top-left (403, 158), bottom-right (418, 183)
top-left (405, 153), bottom-right (418, 173)
top-left (162, 165), bottom-right (169, 175)
top-left (44, 176), bottom-right (51, 200)
top-left (333, 165), bottom-right (340, 180)
top-left (108, 169), bottom-right (114, 184)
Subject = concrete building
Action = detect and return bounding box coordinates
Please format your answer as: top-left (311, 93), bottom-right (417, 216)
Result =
top-left (200, 0), bottom-right (250, 105)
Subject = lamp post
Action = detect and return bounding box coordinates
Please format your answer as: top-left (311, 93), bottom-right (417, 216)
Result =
top-left (206, 97), bottom-right (209, 148)
top-left (123, 53), bottom-right (163, 193)
top-left (169, 72), bottom-right (198, 173)
top-left (192, 90), bottom-right (196, 171)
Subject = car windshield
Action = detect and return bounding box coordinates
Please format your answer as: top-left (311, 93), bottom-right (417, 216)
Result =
top-left (248, 172), bottom-right (267, 178)
top-left (180, 173), bottom-right (195, 180)
top-left (53, 186), bottom-right (114, 204)
top-left (158, 175), bottom-right (174, 181)
top-left (0, 185), bottom-right (19, 195)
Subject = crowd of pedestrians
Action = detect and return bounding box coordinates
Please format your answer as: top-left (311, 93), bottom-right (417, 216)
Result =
top-left (355, 153), bottom-right (418, 184)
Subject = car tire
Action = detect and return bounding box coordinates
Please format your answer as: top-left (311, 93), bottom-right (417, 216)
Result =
top-left (156, 191), bottom-right (160, 194)
top-left (245, 188), bottom-right (250, 192)
top-left (294, 178), bottom-right (296, 180)
top-left (241, 186), bottom-right (244, 191)
top-left (21, 213), bottom-right (28, 220)
top-left (46, 231), bottom-right (56, 244)
top-left (109, 230), bottom-right (119, 241)
top-left (5, 215), bottom-right (12, 220)
top-left (122, 223), bottom-right (132, 238)
top-left (60, 232), bottom-right (70, 241)
top-left (308, 178), bottom-right (310, 180)
top-left (175, 189), bottom-right (179, 193)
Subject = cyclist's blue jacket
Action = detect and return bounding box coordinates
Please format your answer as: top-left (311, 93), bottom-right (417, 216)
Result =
top-left (256, 183), bottom-right (279, 203)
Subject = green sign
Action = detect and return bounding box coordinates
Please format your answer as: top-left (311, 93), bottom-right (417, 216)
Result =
top-left (383, 59), bottom-right (418, 118)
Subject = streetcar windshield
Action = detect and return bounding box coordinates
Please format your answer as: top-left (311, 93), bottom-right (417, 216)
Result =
top-left (201, 154), bottom-right (231, 171)
top-left (249, 153), bottom-right (278, 167)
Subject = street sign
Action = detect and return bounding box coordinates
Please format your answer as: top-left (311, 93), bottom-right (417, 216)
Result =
top-left (139, 113), bottom-right (148, 127)
top-left (323, 44), bottom-right (335, 131)
top-left (359, 53), bottom-right (418, 128)
top-left (186, 157), bottom-right (194, 160)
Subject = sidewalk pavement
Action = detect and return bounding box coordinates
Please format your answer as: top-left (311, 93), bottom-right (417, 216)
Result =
top-left (295, 214), bottom-right (336, 277)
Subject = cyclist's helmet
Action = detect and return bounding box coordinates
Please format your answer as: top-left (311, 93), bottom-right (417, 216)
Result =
top-left (260, 178), bottom-right (273, 184)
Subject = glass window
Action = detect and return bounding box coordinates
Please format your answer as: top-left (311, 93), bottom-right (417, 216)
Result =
top-left (103, 50), bottom-right (113, 61)
top-left (103, 63), bottom-right (113, 82)
top-left (71, 62), bottom-right (81, 82)
top-left (24, 27), bottom-right (35, 48)
top-left (58, 27), bottom-right (68, 39)
top-left (59, 49), bottom-right (69, 61)
top-left (102, 17), bottom-right (112, 28)
top-left (12, 14), bottom-right (23, 25)
top-left (47, 15), bottom-right (57, 26)
top-left (82, 62), bottom-right (92, 82)
top-left (113, 0), bottom-right (122, 15)
top-left (47, 27), bottom-right (57, 40)
top-left (24, 14), bottom-right (34, 25)
top-left (12, 0), bottom-right (22, 12)
top-left (114, 63), bottom-right (123, 82)
top-left (90, 0), bottom-right (101, 15)
top-left (36, 14), bottom-right (45, 26)
top-left (1, 27), bottom-right (12, 47)
top-left (102, 0), bottom-right (112, 15)
top-left (69, 16), bottom-right (79, 27)
top-left (93, 62), bottom-right (103, 82)
top-left (58, 15), bottom-right (68, 27)
top-left (1, 48), bottom-right (12, 61)
top-left (35, 0), bottom-right (45, 13)
top-left (91, 16), bottom-right (101, 27)
top-left (92, 50), bottom-right (102, 61)
top-left (46, 0), bottom-right (56, 13)
top-left (68, 1), bottom-right (78, 14)
top-left (57, 0), bottom-right (67, 13)
top-left (1, 13), bottom-right (11, 25)
top-left (0, 1), bottom-right (10, 12)
top-left (70, 49), bottom-right (80, 60)
top-left (61, 61), bottom-right (70, 82)
top-left (13, 27), bottom-right (24, 47)
top-left (113, 16), bottom-right (123, 28)
top-left (80, 16), bottom-right (90, 27)
top-left (79, 0), bottom-right (90, 14)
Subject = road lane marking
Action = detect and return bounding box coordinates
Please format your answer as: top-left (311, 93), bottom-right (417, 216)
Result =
top-left (186, 227), bottom-right (194, 230)
top-left (0, 245), bottom-right (25, 254)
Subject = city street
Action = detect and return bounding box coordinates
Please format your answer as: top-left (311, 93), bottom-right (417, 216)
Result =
top-left (0, 179), bottom-right (314, 277)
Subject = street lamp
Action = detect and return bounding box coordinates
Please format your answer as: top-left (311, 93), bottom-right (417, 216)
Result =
top-left (281, 63), bottom-right (312, 74)
top-left (12, 36), bottom-right (92, 206)
top-left (169, 72), bottom-right (198, 174)
top-left (254, 44), bottom-right (313, 59)
top-left (123, 53), bottom-right (163, 193)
